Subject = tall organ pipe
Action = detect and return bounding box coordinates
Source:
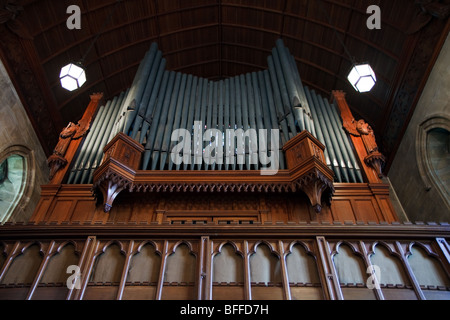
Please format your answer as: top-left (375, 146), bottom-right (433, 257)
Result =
top-left (204, 80), bottom-right (215, 170)
top-left (115, 51), bottom-right (149, 133)
top-left (318, 95), bottom-right (356, 182)
top-left (183, 76), bottom-right (198, 170)
top-left (263, 70), bottom-right (289, 145)
top-left (152, 72), bottom-right (180, 170)
top-left (174, 74), bottom-right (193, 170)
top-left (326, 99), bottom-right (364, 183)
top-left (304, 87), bottom-right (332, 171)
top-left (312, 89), bottom-right (350, 182)
top-left (67, 104), bottom-right (107, 184)
top-left (163, 73), bottom-right (187, 171)
top-left (224, 79), bottom-right (231, 171)
top-left (250, 72), bottom-right (265, 170)
top-left (122, 43), bottom-right (159, 134)
top-left (138, 59), bottom-right (167, 144)
top-left (259, 71), bottom-right (286, 170)
top-left (268, 54), bottom-right (297, 138)
top-left (275, 40), bottom-right (306, 132)
top-left (82, 93), bottom-right (123, 184)
top-left (142, 70), bottom-right (172, 170)
top-left (129, 50), bottom-right (163, 140)
top-left (73, 98), bottom-right (117, 184)
top-left (217, 80), bottom-right (224, 170)
top-left (309, 88), bottom-right (342, 182)
top-left (234, 76), bottom-right (244, 170)
top-left (244, 73), bottom-right (257, 169)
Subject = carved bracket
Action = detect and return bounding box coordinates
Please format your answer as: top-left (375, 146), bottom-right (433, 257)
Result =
top-left (47, 154), bottom-right (68, 181)
top-left (283, 131), bottom-right (335, 213)
top-left (93, 132), bottom-right (145, 212)
top-left (364, 152), bottom-right (386, 179)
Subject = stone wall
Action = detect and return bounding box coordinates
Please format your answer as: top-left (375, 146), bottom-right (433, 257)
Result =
top-left (0, 59), bottom-right (49, 222)
top-left (388, 33), bottom-right (450, 222)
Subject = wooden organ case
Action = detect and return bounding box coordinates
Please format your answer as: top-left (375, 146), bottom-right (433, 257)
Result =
top-left (0, 41), bottom-right (449, 301)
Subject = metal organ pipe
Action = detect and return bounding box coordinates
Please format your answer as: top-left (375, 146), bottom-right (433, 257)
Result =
top-left (67, 103), bottom-right (107, 184)
top-left (68, 40), bottom-right (366, 184)
top-left (142, 70), bottom-right (172, 170)
top-left (74, 97), bottom-right (117, 184)
top-left (304, 87), bottom-right (333, 172)
top-left (123, 43), bottom-right (159, 135)
top-left (309, 88), bottom-right (343, 182)
top-left (87, 92), bottom-right (126, 184)
top-left (325, 99), bottom-right (364, 183)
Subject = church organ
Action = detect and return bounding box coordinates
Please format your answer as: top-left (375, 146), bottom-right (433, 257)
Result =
top-left (0, 40), bottom-right (449, 300)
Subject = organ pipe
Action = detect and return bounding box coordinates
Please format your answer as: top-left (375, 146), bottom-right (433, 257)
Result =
top-left (69, 40), bottom-right (366, 184)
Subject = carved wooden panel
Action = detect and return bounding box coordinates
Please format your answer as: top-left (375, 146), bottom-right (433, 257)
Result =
top-left (0, 224), bottom-right (448, 300)
top-left (29, 183), bottom-right (399, 225)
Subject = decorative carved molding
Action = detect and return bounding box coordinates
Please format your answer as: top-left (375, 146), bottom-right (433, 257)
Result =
top-left (47, 93), bottom-right (103, 184)
top-left (47, 154), bottom-right (68, 181)
top-left (364, 152), bottom-right (386, 179)
top-left (93, 131), bottom-right (335, 214)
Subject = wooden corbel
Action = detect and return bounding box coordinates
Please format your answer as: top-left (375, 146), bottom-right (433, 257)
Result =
top-left (283, 131), bottom-right (335, 213)
top-left (92, 132), bottom-right (145, 212)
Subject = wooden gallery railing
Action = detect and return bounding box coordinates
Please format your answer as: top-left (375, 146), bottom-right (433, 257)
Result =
top-left (0, 222), bottom-right (449, 300)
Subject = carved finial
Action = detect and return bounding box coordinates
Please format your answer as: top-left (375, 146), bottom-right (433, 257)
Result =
top-left (90, 92), bottom-right (104, 102)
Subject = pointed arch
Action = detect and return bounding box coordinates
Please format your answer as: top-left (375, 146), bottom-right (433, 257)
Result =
top-left (286, 241), bottom-right (321, 284)
top-left (127, 241), bottom-right (161, 283)
top-left (0, 242), bottom-right (43, 285)
top-left (249, 242), bottom-right (282, 284)
top-left (213, 242), bottom-right (244, 284)
top-left (332, 242), bottom-right (366, 285)
top-left (164, 242), bottom-right (196, 283)
top-left (369, 242), bottom-right (410, 286)
top-left (90, 241), bottom-right (126, 283)
top-left (40, 242), bottom-right (80, 284)
top-left (407, 243), bottom-right (450, 289)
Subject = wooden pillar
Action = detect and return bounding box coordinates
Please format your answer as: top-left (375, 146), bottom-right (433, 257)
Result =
top-left (48, 93), bottom-right (104, 185)
top-left (26, 241), bottom-right (56, 300)
top-left (69, 236), bottom-right (97, 300)
top-left (332, 90), bottom-right (383, 184)
top-left (116, 240), bottom-right (135, 300)
top-left (316, 236), bottom-right (343, 300)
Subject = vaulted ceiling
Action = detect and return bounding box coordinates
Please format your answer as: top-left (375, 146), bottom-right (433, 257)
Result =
top-left (1, 0), bottom-right (449, 172)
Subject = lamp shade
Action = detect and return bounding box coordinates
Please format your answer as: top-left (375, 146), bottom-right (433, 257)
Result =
top-left (60, 63), bottom-right (86, 91)
top-left (347, 63), bottom-right (376, 93)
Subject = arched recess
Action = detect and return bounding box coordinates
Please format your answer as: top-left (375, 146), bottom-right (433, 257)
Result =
top-left (0, 145), bottom-right (36, 223)
top-left (416, 115), bottom-right (450, 210)
top-left (164, 242), bottom-right (196, 283)
top-left (332, 242), bottom-right (377, 300)
top-left (40, 242), bottom-right (80, 284)
top-left (213, 242), bottom-right (244, 284)
top-left (286, 242), bottom-right (320, 284)
top-left (127, 241), bottom-right (161, 283)
top-left (332, 242), bottom-right (366, 285)
top-left (89, 242), bottom-right (126, 283)
top-left (0, 242), bottom-right (43, 285)
top-left (369, 243), bottom-right (410, 287)
top-left (249, 242), bottom-right (281, 284)
top-left (407, 243), bottom-right (450, 289)
top-left (286, 241), bottom-right (324, 300)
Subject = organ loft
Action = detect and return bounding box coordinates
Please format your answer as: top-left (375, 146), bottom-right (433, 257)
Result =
top-left (0, 1), bottom-right (449, 301)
